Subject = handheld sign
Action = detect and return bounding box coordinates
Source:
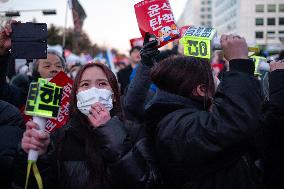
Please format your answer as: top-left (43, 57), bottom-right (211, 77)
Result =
top-left (180, 26), bottom-right (217, 59)
top-left (134, 0), bottom-right (180, 48)
top-left (180, 26), bottom-right (260, 59)
top-left (45, 72), bottom-right (73, 133)
top-left (25, 78), bottom-right (63, 118)
top-left (24, 78), bottom-right (63, 189)
top-left (25, 78), bottom-right (63, 161)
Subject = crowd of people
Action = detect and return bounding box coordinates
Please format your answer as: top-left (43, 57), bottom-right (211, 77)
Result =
top-left (0, 21), bottom-right (284, 189)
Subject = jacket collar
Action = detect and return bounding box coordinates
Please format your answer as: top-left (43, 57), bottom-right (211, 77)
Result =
top-left (146, 89), bottom-right (203, 110)
top-left (145, 89), bottom-right (204, 126)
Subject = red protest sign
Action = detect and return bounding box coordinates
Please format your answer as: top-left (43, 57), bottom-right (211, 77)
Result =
top-left (130, 37), bottom-right (144, 48)
top-left (134, 0), bottom-right (180, 48)
top-left (45, 72), bottom-right (73, 133)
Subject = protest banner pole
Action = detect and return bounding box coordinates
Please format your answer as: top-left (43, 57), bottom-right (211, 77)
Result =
top-left (27, 117), bottom-right (47, 161)
top-left (69, 0), bottom-right (86, 54)
top-left (62, 0), bottom-right (69, 48)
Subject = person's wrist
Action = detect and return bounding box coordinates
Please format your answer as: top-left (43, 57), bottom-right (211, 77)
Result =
top-left (229, 58), bottom-right (254, 75)
top-left (141, 55), bottom-right (152, 61)
top-left (141, 57), bottom-right (154, 67)
top-left (227, 55), bottom-right (248, 61)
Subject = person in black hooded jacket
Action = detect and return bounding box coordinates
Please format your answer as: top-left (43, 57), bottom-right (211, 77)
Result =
top-left (144, 34), bottom-right (263, 189)
top-left (15, 63), bottom-right (161, 189)
top-left (123, 32), bottom-right (178, 121)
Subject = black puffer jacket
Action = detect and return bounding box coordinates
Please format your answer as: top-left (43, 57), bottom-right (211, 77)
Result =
top-left (145, 59), bottom-right (263, 189)
top-left (13, 113), bottom-right (161, 189)
top-left (0, 100), bottom-right (24, 189)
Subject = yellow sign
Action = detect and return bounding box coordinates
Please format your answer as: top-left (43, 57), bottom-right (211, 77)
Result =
top-left (250, 55), bottom-right (267, 76)
top-left (182, 38), bottom-right (211, 59)
top-left (181, 26), bottom-right (216, 59)
top-left (25, 78), bottom-right (63, 118)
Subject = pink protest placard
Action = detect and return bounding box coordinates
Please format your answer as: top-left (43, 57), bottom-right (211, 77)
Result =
top-left (134, 0), bottom-right (180, 47)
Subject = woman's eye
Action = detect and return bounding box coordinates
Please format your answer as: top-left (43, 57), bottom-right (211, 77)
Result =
top-left (99, 82), bottom-right (107, 86)
top-left (44, 66), bottom-right (50, 69)
top-left (80, 83), bottom-right (89, 87)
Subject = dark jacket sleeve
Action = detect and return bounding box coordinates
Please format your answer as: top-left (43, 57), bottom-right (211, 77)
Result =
top-left (209, 58), bottom-right (261, 147)
top-left (123, 63), bottom-right (152, 121)
top-left (0, 101), bottom-right (24, 188)
top-left (92, 117), bottom-right (161, 189)
top-left (157, 59), bottom-right (262, 172)
top-left (0, 54), bottom-right (27, 108)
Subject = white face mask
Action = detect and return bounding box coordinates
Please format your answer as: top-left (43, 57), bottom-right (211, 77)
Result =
top-left (76, 87), bottom-right (113, 116)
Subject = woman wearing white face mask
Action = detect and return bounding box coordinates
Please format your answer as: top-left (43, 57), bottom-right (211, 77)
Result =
top-left (16, 63), bottom-right (161, 189)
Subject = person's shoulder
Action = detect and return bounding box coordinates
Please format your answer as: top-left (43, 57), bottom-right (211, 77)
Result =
top-left (0, 100), bottom-right (18, 111)
top-left (0, 100), bottom-right (21, 115)
top-left (0, 100), bottom-right (24, 127)
top-left (11, 74), bottom-right (32, 86)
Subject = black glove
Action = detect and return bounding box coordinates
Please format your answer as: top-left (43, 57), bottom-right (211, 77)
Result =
top-left (140, 32), bottom-right (159, 67)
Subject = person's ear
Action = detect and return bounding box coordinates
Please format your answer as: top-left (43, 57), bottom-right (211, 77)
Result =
top-left (196, 84), bottom-right (206, 97)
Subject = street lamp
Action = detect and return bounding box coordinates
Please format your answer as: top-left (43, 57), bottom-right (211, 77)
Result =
top-left (0, 9), bottom-right (56, 17)
top-left (42, 10), bottom-right (57, 15)
top-left (5, 11), bottom-right (20, 17)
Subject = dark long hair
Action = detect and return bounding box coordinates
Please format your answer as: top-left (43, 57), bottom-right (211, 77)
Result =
top-left (151, 55), bottom-right (215, 109)
top-left (65, 63), bottom-right (121, 189)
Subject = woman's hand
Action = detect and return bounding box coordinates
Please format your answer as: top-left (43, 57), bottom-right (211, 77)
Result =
top-left (88, 102), bottom-right (111, 128)
top-left (21, 121), bottom-right (50, 156)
